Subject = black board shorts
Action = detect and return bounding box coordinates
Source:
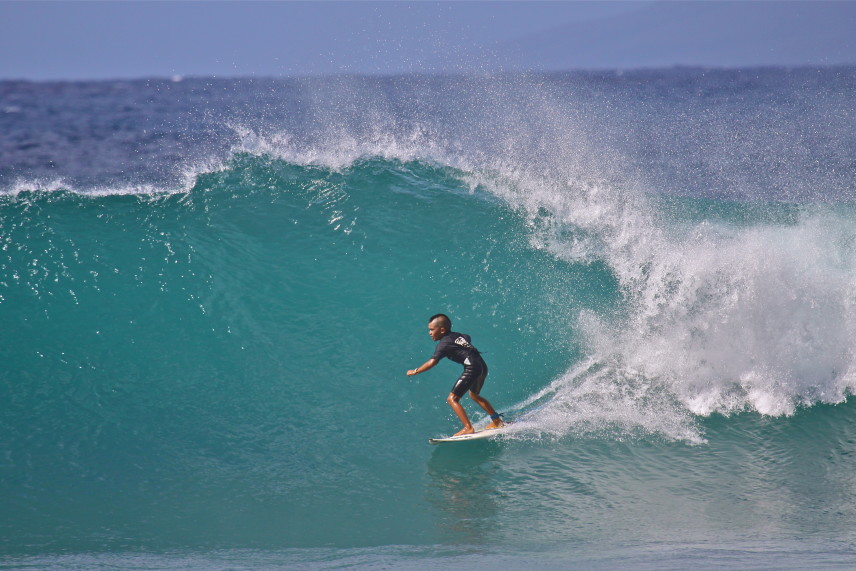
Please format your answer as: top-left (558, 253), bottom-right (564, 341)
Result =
top-left (450, 356), bottom-right (488, 397)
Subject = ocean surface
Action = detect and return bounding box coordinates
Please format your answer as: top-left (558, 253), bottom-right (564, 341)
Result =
top-left (2, 67), bottom-right (856, 569)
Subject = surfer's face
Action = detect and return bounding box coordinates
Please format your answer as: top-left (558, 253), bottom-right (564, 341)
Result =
top-left (428, 320), bottom-right (446, 341)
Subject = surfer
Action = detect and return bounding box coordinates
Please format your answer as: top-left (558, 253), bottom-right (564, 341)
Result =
top-left (407, 314), bottom-right (504, 436)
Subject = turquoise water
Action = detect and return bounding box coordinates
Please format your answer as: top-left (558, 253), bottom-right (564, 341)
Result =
top-left (3, 69), bottom-right (856, 567)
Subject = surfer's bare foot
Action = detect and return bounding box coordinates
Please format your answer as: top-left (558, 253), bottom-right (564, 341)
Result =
top-left (484, 420), bottom-right (505, 430)
top-left (454, 427), bottom-right (475, 436)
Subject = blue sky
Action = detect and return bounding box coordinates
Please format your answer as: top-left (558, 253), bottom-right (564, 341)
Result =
top-left (1, 1), bottom-right (855, 80)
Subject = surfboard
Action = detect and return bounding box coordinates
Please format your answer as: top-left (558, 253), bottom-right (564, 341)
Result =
top-left (428, 424), bottom-right (510, 444)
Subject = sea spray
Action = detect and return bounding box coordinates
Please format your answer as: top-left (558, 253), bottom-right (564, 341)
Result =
top-left (468, 161), bottom-right (856, 440)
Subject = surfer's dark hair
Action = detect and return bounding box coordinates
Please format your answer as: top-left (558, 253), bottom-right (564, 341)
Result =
top-left (429, 313), bottom-right (452, 330)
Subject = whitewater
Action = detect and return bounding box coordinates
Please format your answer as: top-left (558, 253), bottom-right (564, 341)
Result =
top-left (2, 67), bottom-right (856, 568)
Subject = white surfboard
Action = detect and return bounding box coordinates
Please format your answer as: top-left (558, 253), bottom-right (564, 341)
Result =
top-left (428, 424), bottom-right (510, 444)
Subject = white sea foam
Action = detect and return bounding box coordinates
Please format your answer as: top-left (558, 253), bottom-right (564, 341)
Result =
top-left (609, 209), bottom-right (856, 415)
top-left (1, 177), bottom-right (187, 198)
top-left (223, 121), bottom-right (453, 173)
top-left (2, 178), bottom-right (72, 196)
top-left (496, 169), bottom-right (856, 442)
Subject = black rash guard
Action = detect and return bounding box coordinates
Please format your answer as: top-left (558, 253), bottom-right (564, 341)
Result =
top-left (431, 332), bottom-right (479, 363)
top-left (432, 332), bottom-right (488, 397)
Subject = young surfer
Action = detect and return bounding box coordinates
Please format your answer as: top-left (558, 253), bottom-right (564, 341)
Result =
top-left (407, 314), bottom-right (504, 436)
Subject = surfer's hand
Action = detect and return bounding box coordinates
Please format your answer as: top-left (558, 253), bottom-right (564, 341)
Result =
top-left (407, 369), bottom-right (418, 376)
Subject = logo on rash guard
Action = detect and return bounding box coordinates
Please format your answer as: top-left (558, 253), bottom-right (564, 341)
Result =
top-left (454, 336), bottom-right (472, 349)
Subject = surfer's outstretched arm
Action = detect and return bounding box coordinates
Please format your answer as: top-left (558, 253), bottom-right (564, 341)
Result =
top-left (407, 358), bottom-right (438, 376)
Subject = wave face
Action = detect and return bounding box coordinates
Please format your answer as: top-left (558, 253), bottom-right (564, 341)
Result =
top-left (2, 68), bottom-right (856, 565)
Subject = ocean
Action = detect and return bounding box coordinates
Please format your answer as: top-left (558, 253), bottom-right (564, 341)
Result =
top-left (2, 67), bottom-right (856, 569)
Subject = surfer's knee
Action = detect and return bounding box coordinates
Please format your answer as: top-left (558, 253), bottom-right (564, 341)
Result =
top-left (447, 392), bottom-right (461, 405)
